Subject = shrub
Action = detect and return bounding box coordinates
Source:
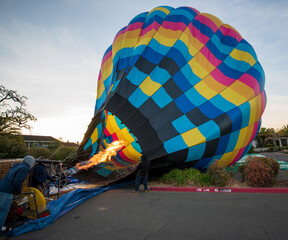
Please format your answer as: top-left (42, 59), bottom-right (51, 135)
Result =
top-left (182, 168), bottom-right (201, 184)
top-left (268, 147), bottom-right (275, 152)
top-left (48, 141), bottom-right (62, 151)
top-left (197, 174), bottom-right (212, 187)
top-left (244, 160), bottom-right (274, 187)
top-left (266, 144), bottom-right (275, 147)
top-left (0, 135), bottom-right (27, 158)
top-left (237, 162), bottom-right (247, 181)
top-left (207, 160), bottom-right (232, 187)
top-left (248, 145), bottom-right (254, 153)
top-left (28, 147), bottom-right (52, 159)
top-left (239, 157), bottom-right (280, 187)
top-left (160, 165), bottom-right (231, 187)
top-left (52, 145), bottom-right (77, 162)
top-left (160, 168), bottom-right (202, 186)
top-left (260, 157), bottom-right (280, 177)
top-left (160, 168), bottom-right (186, 186)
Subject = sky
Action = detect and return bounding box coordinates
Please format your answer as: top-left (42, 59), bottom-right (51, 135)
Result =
top-left (0, 0), bottom-right (287, 143)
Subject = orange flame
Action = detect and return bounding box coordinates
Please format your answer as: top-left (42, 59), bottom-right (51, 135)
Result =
top-left (75, 140), bottom-right (126, 171)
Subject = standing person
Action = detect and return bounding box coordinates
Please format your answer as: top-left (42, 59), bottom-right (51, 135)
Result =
top-left (134, 155), bottom-right (150, 193)
top-left (0, 155), bottom-right (35, 234)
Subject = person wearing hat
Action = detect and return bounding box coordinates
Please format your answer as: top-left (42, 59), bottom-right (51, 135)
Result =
top-left (0, 155), bottom-right (35, 233)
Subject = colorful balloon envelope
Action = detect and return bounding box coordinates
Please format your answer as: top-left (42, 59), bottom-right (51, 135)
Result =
top-left (71, 6), bottom-right (266, 183)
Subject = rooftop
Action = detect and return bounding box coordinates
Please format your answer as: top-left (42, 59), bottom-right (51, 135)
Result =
top-left (22, 135), bottom-right (59, 142)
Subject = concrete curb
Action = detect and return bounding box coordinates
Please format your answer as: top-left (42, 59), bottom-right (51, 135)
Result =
top-left (150, 186), bottom-right (288, 193)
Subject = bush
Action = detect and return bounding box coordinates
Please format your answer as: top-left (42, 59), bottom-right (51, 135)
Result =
top-left (52, 145), bottom-right (77, 162)
top-left (28, 147), bottom-right (52, 159)
top-left (244, 161), bottom-right (274, 187)
top-left (207, 160), bottom-right (232, 187)
top-left (160, 168), bottom-right (202, 186)
top-left (182, 168), bottom-right (201, 184)
top-left (160, 168), bottom-right (186, 186)
top-left (197, 174), bottom-right (212, 187)
top-left (248, 145), bottom-right (254, 153)
top-left (260, 157), bottom-right (280, 177)
top-left (268, 147), bottom-right (275, 152)
top-left (238, 157), bottom-right (280, 187)
top-left (0, 135), bottom-right (27, 158)
top-left (48, 141), bottom-right (62, 151)
top-left (160, 164), bottom-right (233, 187)
top-left (237, 162), bottom-right (247, 181)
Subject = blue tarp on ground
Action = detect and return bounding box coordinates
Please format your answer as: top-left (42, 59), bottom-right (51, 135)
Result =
top-left (8, 182), bottom-right (130, 236)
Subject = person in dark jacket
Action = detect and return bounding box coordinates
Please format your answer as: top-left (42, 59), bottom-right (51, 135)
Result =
top-left (0, 155), bottom-right (35, 232)
top-left (32, 162), bottom-right (51, 196)
top-left (134, 155), bottom-right (150, 193)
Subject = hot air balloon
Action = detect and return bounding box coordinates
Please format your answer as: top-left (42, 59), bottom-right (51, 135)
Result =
top-left (69, 6), bottom-right (266, 183)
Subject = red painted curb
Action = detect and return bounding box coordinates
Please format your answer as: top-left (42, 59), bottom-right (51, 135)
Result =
top-left (150, 187), bottom-right (288, 193)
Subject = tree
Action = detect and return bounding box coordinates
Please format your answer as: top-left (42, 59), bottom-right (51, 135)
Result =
top-left (0, 85), bottom-right (37, 135)
top-left (278, 124), bottom-right (288, 137)
top-left (256, 127), bottom-right (275, 146)
top-left (0, 135), bottom-right (27, 158)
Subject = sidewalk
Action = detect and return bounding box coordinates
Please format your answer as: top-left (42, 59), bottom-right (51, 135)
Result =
top-left (150, 186), bottom-right (288, 193)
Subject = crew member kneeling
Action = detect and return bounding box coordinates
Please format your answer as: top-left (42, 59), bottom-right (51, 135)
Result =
top-left (0, 155), bottom-right (35, 233)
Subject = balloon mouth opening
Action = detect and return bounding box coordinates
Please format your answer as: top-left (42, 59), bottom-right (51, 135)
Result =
top-left (67, 140), bottom-right (141, 184)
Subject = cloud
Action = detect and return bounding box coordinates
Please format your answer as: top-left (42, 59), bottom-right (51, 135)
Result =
top-left (262, 94), bottom-right (288, 129)
top-left (1, 0), bottom-right (288, 141)
top-left (0, 20), bottom-right (101, 141)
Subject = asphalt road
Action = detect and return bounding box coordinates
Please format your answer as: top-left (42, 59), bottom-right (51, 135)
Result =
top-left (259, 152), bottom-right (288, 162)
top-left (10, 189), bottom-right (288, 240)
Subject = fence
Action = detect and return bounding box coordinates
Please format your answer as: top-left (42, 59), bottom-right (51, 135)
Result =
top-left (0, 158), bottom-right (29, 187)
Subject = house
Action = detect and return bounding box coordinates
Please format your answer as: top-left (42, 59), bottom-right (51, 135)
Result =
top-left (62, 141), bottom-right (80, 148)
top-left (22, 135), bottom-right (60, 149)
top-left (22, 135), bottom-right (80, 149)
top-left (265, 137), bottom-right (288, 148)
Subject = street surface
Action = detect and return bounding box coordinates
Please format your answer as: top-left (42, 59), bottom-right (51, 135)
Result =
top-left (260, 152), bottom-right (288, 162)
top-left (11, 189), bottom-right (288, 240)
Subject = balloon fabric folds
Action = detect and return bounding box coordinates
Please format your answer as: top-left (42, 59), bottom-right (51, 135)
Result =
top-left (71, 6), bottom-right (266, 183)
